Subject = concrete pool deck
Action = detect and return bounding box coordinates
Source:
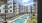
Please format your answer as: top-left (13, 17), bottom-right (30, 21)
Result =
top-left (7, 14), bottom-right (30, 23)
top-left (7, 14), bottom-right (23, 23)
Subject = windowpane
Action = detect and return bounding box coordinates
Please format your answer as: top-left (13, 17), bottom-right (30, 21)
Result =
top-left (10, 2), bottom-right (12, 4)
top-left (5, 5), bottom-right (8, 8)
top-left (5, 10), bottom-right (8, 13)
top-left (34, 4), bottom-right (36, 6)
top-left (10, 6), bottom-right (12, 8)
top-left (10, 10), bottom-right (12, 12)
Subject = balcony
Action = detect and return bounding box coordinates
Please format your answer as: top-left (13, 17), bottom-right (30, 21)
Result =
top-left (4, 8), bottom-right (9, 10)
top-left (13, 4), bottom-right (17, 6)
top-left (3, 5), bottom-right (9, 10)
top-left (13, 1), bottom-right (16, 4)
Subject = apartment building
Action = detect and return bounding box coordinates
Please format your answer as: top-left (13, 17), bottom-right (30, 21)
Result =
top-left (23, 6), bottom-right (28, 13)
top-left (19, 4), bottom-right (24, 13)
top-left (4, 0), bottom-right (14, 18)
top-left (0, 0), bottom-right (7, 14)
top-left (33, 0), bottom-right (37, 15)
top-left (13, 0), bottom-right (20, 15)
top-left (19, 4), bottom-right (28, 14)
top-left (0, 4), bottom-right (5, 14)
top-left (0, 0), bottom-right (21, 18)
top-left (7, 0), bottom-right (13, 13)
top-left (26, 4), bottom-right (33, 14)
top-left (30, 4), bottom-right (34, 13)
top-left (0, 0), bottom-right (14, 18)
top-left (28, 5), bottom-right (31, 14)
top-left (0, 0), bottom-right (7, 20)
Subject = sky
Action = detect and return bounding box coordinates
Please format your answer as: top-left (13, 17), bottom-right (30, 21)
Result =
top-left (17, 0), bottom-right (33, 5)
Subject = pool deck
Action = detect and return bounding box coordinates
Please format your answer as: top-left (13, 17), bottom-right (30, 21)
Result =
top-left (7, 14), bottom-right (23, 23)
top-left (7, 14), bottom-right (30, 23)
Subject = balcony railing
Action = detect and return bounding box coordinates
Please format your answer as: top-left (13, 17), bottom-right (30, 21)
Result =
top-left (13, 1), bottom-right (16, 4)
top-left (4, 7), bottom-right (9, 9)
top-left (13, 4), bottom-right (17, 6)
top-left (3, 5), bottom-right (9, 10)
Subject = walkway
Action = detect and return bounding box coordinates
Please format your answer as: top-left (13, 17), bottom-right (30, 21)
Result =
top-left (7, 14), bottom-right (31, 23)
top-left (7, 14), bottom-right (23, 23)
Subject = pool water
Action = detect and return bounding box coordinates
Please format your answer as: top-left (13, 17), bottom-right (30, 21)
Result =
top-left (21, 14), bottom-right (29, 19)
top-left (13, 19), bottom-right (25, 23)
top-left (12, 14), bottom-right (29, 23)
top-left (22, 15), bottom-right (28, 19)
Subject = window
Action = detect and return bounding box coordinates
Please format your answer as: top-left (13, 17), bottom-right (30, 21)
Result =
top-left (10, 2), bottom-right (12, 4)
top-left (34, 4), bottom-right (36, 6)
top-left (5, 5), bottom-right (8, 9)
top-left (10, 6), bottom-right (12, 8)
top-left (13, 1), bottom-right (16, 4)
top-left (5, 10), bottom-right (8, 13)
top-left (10, 10), bottom-right (12, 12)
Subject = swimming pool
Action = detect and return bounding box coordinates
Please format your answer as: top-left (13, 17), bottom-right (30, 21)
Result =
top-left (21, 14), bottom-right (29, 19)
top-left (12, 18), bottom-right (25, 23)
top-left (12, 14), bottom-right (30, 23)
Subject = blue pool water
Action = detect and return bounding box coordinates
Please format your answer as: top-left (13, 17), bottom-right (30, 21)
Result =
top-left (21, 14), bottom-right (29, 19)
top-left (13, 19), bottom-right (25, 23)
top-left (12, 14), bottom-right (29, 23)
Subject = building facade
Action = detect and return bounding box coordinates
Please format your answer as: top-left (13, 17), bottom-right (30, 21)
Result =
top-left (0, 0), bottom-right (14, 19)
top-left (19, 5), bottom-right (24, 13)
top-left (13, 0), bottom-right (20, 15)
top-left (28, 5), bottom-right (31, 14)
top-left (19, 5), bottom-right (28, 14)
top-left (0, 0), bottom-right (7, 20)
top-left (33, 0), bottom-right (37, 15)
top-left (0, 0), bottom-right (7, 14)
top-left (7, 0), bottom-right (13, 13)
top-left (0, 4), bottom-right (5, 14)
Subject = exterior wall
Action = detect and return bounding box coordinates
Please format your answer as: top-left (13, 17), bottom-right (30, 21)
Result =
top-left (3, 0), bottom-right (14, 19)
top-left (19, 5), bottom-right (23, 13)
top-left (15, 3), bottom-right (19, 12)
top-left (28, 5), bottom-right (30, 12)
top-left (13, 0), bottom-right (20, 15)
top-left (6, 13), bottom-right (14, 18)
top-left (7, 0), bottom-right (13, 13)
top-left (25, 6), bottom-right (28, 13)
top-left (28, 4), bottom-right (33, 14)
top-left (19, 5), bottom-right (26, 13)
top-left (0, 4), bottom-right (5, 14)
top-left (19, 5), bottom-right (28, 14)
top-left (34, 2), bottom-right (37, 15)
top-left (33, 0), bottom-right (37, 15)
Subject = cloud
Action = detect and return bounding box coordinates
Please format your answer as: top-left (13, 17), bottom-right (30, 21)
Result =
top-left (23, 3), bottom-right (33, 6)
top-left (22, 0), bottom-right (30, 2)
top-left (30, 3), bottom-right (33, 4)
top-left (23, 4), bottom-right (30, 6)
